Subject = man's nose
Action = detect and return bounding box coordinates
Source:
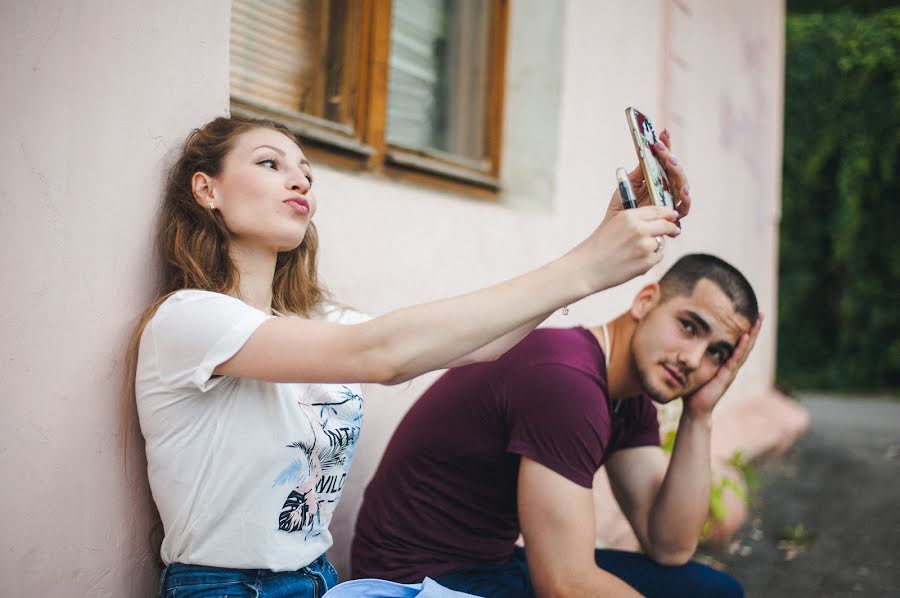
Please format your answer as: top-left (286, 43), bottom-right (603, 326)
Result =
top-left (678, 342), bottom-right (705, 371)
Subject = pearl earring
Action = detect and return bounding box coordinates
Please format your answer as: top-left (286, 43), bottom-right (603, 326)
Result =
top-left (208, 202), bottom-right (215, 210)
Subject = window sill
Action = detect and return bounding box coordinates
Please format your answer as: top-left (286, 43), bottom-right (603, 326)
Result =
top-left (385, 145), bottom-right (499, 191)
top-left (231, 95), bottom-right (376, 158)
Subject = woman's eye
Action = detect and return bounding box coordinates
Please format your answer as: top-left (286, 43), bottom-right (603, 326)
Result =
top-left (258, 158), bottom-right (278, 170)
top-left (680, 320), bottom-right (695, 334)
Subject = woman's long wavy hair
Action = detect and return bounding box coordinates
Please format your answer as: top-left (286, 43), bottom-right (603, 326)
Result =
top-left (124, 115), bottom-right (330, 432)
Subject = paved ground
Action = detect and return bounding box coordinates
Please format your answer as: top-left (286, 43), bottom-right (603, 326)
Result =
top-left (697, 394), bottom-right (900, 597)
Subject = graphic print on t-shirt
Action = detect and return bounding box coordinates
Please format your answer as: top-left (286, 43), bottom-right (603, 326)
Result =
top-left (273, 385), bottom-right (363, 537)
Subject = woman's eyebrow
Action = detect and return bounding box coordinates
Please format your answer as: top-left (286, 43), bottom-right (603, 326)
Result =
top-left (253, 144), bottom-right (285, 156)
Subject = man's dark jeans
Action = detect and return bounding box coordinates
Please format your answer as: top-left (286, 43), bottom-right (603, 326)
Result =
top-left (434, 547), bottom-right (743, 597)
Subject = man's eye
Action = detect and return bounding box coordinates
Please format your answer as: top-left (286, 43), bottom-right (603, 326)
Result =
top-left (258, 159), bottom-right (278, 169)
top-left (709, 348), bottom-right (725, 365)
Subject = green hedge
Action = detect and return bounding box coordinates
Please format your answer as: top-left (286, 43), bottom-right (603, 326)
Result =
top-left (777, 8), bottom-right (900, 391)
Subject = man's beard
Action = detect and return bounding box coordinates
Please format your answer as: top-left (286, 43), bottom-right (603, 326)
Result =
top-left (638, 364), bottom-right (683, 404)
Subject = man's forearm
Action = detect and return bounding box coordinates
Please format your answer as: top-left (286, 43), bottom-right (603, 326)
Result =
top-left (646, 410), bottom-right (712, 564)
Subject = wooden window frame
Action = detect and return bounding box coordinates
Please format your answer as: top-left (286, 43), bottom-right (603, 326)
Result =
top-left (231, 0), bottom-right (509, 194)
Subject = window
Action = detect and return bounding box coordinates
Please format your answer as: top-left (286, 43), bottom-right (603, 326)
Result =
top-left (230, 0), bottom-right (509, 191)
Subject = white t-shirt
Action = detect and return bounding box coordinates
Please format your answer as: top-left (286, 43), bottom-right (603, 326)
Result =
top-left (136, 290), bottom-right (369, 571)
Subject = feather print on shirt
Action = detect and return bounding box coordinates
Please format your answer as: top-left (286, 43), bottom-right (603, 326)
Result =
top-left (274, 385), bottom-right (364, 537)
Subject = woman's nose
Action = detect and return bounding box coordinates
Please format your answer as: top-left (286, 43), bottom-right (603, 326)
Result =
top-left (287, 172), bottom-right (310, 193)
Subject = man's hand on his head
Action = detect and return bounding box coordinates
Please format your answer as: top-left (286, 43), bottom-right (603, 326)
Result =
top-left (682, 313), bottom-right (764, 417)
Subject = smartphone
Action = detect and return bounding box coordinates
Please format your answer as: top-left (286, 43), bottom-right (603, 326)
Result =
top-left (625, 107), bottom-right (674, 208)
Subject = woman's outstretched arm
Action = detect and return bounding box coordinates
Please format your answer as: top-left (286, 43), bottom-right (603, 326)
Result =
top-left (215, 203), bottom-right (679, 385)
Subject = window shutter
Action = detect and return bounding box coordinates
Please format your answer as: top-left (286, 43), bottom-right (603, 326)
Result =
top-left (230, 0), bottom-right (317, 113)
top-left (386, 0), bottom-right (445, 149)
top-left (386, 0), bottom-right (492, 161)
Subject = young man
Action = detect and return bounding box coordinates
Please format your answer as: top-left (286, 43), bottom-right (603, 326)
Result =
top-left (351, 254), bottom-right (762, 598)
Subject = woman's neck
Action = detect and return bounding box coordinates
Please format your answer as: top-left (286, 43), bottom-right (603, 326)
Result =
top-left (229, 242), bottom-right (277, 314)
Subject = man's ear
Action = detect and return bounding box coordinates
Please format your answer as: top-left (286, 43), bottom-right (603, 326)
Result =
top-left (630, 283), bottom-right (661, 320)
top-left (191, 172), bottom-right (216, 208)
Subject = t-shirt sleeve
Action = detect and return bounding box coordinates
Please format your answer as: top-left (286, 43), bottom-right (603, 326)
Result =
top-left (144, 290), bottom-right (273, 392)
top-left (503, 364), bottom-right (610, 488)
top-left (618, 398), bottom-right (661, 450)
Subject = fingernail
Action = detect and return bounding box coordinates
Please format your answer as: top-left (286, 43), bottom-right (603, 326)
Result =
top-left (663, 128), bottom-right (670, 138)
top-left (682, 184), bottom-right (689, 196)
top-left (669, 154), bottom-right (679, 166)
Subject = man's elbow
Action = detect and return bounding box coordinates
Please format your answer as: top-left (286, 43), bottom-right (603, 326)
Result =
top-left (646, 544), bottom-right (696, 567)
top-left (645, 526), bottom-right (700, 566)
top-left (535, 568), bottom-right (638, 598)
top-left (532, 567), bottom-right (585, 598)
top-left (536, 579), bottom-right (584, 598)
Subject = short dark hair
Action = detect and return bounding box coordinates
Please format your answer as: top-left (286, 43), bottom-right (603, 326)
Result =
top-left (658, 254), bottom-right (759, 324)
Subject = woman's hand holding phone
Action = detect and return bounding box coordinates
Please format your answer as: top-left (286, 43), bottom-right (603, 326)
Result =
top-left (576, 203), bottom-right (681, 289)
top-left (559, 125), bottom-right (693, 301)
top-left (604, 128), bottom-right (691, 225)
top-left (650, 129), bottom-right (691, 221)
top-left (579, 126), bottom-right (689, 274)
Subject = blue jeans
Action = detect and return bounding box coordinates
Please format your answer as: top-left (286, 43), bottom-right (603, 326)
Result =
top-left (159, 555), bottom-right (338, 598)
top-left (434, 547), bottom-right (743, 598)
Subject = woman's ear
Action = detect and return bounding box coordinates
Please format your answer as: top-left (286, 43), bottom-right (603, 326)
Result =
top-left (630, 283), bottom-right (661, 320)
top-left (191, 172), bottom-right (216, 209)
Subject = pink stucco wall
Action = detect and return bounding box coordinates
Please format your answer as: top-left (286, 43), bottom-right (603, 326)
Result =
top-left (0, 1), bottom-right (784, 595)
top-left (0, 2), bottom-right (230, 595)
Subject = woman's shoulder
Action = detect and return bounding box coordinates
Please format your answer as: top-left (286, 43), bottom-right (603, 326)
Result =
top-left (160, 289), bottom-right (240, 308)
top-left (149, 290), bottom-right (267, 333)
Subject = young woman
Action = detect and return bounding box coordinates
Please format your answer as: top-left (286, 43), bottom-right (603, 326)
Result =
top-left (129, 116), bottom-right (688, 597)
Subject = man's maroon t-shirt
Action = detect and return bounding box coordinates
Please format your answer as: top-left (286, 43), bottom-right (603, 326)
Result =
top-left (351, 327), bottom-right (660, 583)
